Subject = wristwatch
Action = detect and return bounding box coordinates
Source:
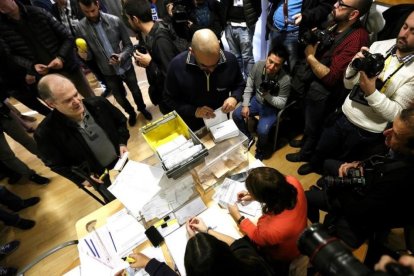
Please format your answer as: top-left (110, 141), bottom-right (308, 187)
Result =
top-left (237, 216), bottom-right (245, 225)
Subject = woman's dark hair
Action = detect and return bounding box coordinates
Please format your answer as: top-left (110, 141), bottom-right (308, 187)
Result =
top-left (246, 167), bottom-right (297, 215)
top-left (184, 233), bottom-right (243, 276)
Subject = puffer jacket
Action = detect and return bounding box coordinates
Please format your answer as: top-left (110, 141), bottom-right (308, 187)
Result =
top-left (221, 0), bottom-right (262, 28)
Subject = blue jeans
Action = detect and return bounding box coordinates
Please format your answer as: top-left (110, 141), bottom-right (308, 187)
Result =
top-left (232, 96), bottom-right (278, 150)
top-left (270, 30), bottom-right (299, 73)
top-left (225, 24), bottom-right (255, 78)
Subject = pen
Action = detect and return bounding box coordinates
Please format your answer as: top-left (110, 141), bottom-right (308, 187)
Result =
top-left (108, 231), bottom-right (117, 252)
top-left (90, 239), bottom-right (100, 258)
top-left (99, 169), bottom-right (109, 181)
top-left (84, 239), bottom-right (96, 257)
top-left (122, 256), bottom-right (136, 263)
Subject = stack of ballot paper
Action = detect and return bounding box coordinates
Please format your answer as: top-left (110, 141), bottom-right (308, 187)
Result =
top-left (203, 108), bottom-right (239, 143)
top-left (213, 178), bottom-right (262, 217)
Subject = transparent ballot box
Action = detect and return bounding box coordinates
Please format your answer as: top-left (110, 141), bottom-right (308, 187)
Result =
top-left (193, 132), bottom-right (249, 191)
top-left (140, 111), bottom-right (209, 179)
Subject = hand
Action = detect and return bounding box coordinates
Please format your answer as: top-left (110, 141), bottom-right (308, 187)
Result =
top-left (237, 191), bottom-right (252, 202)
top-left (222, 97), bottom-right (237, 113)
top-left (187, 20), bottom-right (193, 28)
top-left (195, 106), bottom-right (215, 118)
top-left (82, 180), bottom-right (92, 187)
top-left (133, 51), bottom-right (152, 67)
top-left (352, 46), bottom-right (370, 62)
top-left (47, 57), bottom-right (64, 70)
top-left (374, 255), bottom-right (414, 272)
top-left (119, 145), bottom-right (128, 157)
top-left (305, 43), bottom-right (319, 59)
top-left (292, 13), bottom-right (302, 25)
top-left (338, 161), bottom-right (361, 177)
top-left (90, 174), bottom-right (104, 184)
top-left (109, 53), bottom-right (121, 65)
top-left (34, 64), bottom-right (49, 75)
top-left (78, 50), bottom-right (88, 60)
top-left (185, 218), bottom-right (196, 237)
top-left (228, 203), bottom-right (241, 222)
top-left (359, 71), bottom-right (377, 96)
top-left (241, 106), bottom-right (250, 118)
top-left (25, 74), bottom-right (36, 85)
top-left (128, 253), bottom-right (151, 269)
top-left (188, 217), bottom-right (208, 233)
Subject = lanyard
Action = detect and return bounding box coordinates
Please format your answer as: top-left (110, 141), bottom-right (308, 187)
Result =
top-left (379, 54), bottom-right (404, 94)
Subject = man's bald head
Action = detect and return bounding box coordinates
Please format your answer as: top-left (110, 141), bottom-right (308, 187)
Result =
top-left (191, 29), bottom-right (220, 55)
top-left (38, 74), bottom-right (73, 102)
top-left (191, 29), bottom-right (220, 73)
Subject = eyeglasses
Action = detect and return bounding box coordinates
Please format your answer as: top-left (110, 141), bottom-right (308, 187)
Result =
top-left (337, 0), bottom-right (357, 10)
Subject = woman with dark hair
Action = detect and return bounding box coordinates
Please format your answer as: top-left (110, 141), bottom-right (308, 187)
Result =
top-left (119, 218), bottom-right (274, 276)
top-left (228, 167), bottom-right (307, 274)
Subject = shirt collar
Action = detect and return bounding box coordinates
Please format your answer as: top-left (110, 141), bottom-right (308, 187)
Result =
top-left (185, 49), bottom-right (227, 67)
top-left (386, 44), bottom-right (414, 64)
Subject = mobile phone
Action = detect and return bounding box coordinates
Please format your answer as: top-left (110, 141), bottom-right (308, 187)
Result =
top-left (145, 226), bottom-right (164, 247)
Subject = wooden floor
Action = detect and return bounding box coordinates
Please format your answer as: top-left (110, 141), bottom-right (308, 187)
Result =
top-left (1, 65), bottom-right (320, 275)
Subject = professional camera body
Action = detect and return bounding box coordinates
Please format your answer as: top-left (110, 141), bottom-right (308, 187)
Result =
top-left (321, 168), bottom-right (366, 193)
top-left (351, 50), bottom-right (385, 78)
top-left (259, 79), bottom-right (280, 96)
top-left (171, 0), bottom-right (192, 23)
top-left (299, 28), bottom-right (335, 51)
top-left (298, 223), bottom-right (414, 276)
top-left (133, 44), bottom-right (147, 54)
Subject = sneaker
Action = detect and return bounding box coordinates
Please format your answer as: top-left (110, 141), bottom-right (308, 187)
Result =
top-left (14, 218), bottom-right (36, 230)
top-left (128, 113), bottom-right (137, 126)
top-left (247, 137), bottom-right (255, 151)
top-left (286, 152), bottom-right (307, 162)
top-left (140, 109), bottom-right (153, 121)
top-left (29, 174), bottom-right (50, 185)
top-left (298, 163), bottom-right (315, 175)
top-left (289, 138), bottom-right (304, 148)
top-left (0, 266), bottom-right (18, 276)
top-left (10, 197), bottom-right (40, 212)
top-left (0, 240), bottom-right (20, 258)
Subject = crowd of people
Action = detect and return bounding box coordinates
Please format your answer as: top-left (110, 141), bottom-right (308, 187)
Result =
top-left (1, 0), bottom-right (414, 275)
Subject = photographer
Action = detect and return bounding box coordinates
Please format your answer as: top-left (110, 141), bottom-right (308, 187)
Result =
top-left (286, 0), bottom-right (371, 175)
top-left (232, 45), bottom-right (291, 160)
top-left (305, 107), bottom-right (414, 248)
top-left (303, 10), bottom-right (414, 175)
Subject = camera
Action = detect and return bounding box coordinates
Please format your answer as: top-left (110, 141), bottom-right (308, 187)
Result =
top-left (133, 44), bottom-right (147, 54)
top-left (298, 223), bottom-right (414, 276)
top-left (299, 28), bottom-right (335, 50)
top-left (259, 80), bottom-right (280, 96)
top-left (171, 0), bottom-right (192, 23)
top-left (321, 168), bottom-right (366, 193)
top-left (351, 50), bottom-right (385, 78)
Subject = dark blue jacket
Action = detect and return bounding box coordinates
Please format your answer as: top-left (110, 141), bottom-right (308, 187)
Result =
top-left (164, 50), bottom-right (245, 130)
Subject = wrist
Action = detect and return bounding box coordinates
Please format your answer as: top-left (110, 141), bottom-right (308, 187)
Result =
top-left (56, 56), bottom-right (65, 64)
top-left (237, 216), bottom-right (246, 225)
top-left (206, 226), bottom-right (213, 233)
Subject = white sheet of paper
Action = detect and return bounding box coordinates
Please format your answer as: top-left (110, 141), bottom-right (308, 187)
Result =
top-left (174, 196), bottom-right (207, 225)
top-left (106, 208), bottom-right (147, 257)
top-left (164, 204), bottom-right (241, 276)
top-left (108, 161), bottom-right (163, 217)
top-left (203, 107), bottom-right (228, 130)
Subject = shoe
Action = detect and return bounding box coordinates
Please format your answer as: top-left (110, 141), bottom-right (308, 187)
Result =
top-left (10, 197), bottom-right (40, 212)
top-left (8, 173), bottom-right (22, 185)
top-left (255, 151), bottom-right (264, 161)
top-left (247, 137), bottom-right (255, 150)
top-left (100, 89), bottom-right (111, 98)
top-left (140, 109), bottom-right (153, 121)
top-left (29, 174), bottom-right (50, 185)
top-left (286, 152), bottom-right (307, 162)
top-left (289, 138), bottom-right (304, 148)
top-left (128, 113), bottom-right (137, 126)
top-left (298, 163), bottom-right (315, 175)
top-left (0, 240), bottom-right (20, 258)
top-left (0, 266), bottom-right (18, 276)
top-left (255, 149), bottom-right (273, 161)
top-left (14, 218), bottom-right (36, 230)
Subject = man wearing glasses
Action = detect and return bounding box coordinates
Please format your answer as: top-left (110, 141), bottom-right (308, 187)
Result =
top-left (164, 29), bottom-right (245, 131)
top-left (286, 0), bottom-right (371, 175)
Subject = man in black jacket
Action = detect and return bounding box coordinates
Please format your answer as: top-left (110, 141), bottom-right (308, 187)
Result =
top-left (124, 0), bottom-right (183, 114)
top-left (0, 0), bottom-right (94, 98)
top-left (34, 74), bottom-right (130, 202)
top-left (306, 107), bottom-right (414, 248)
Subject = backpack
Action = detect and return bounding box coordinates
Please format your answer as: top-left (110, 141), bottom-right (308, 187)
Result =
top-left (153, 20), bottom-right (190, 54)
